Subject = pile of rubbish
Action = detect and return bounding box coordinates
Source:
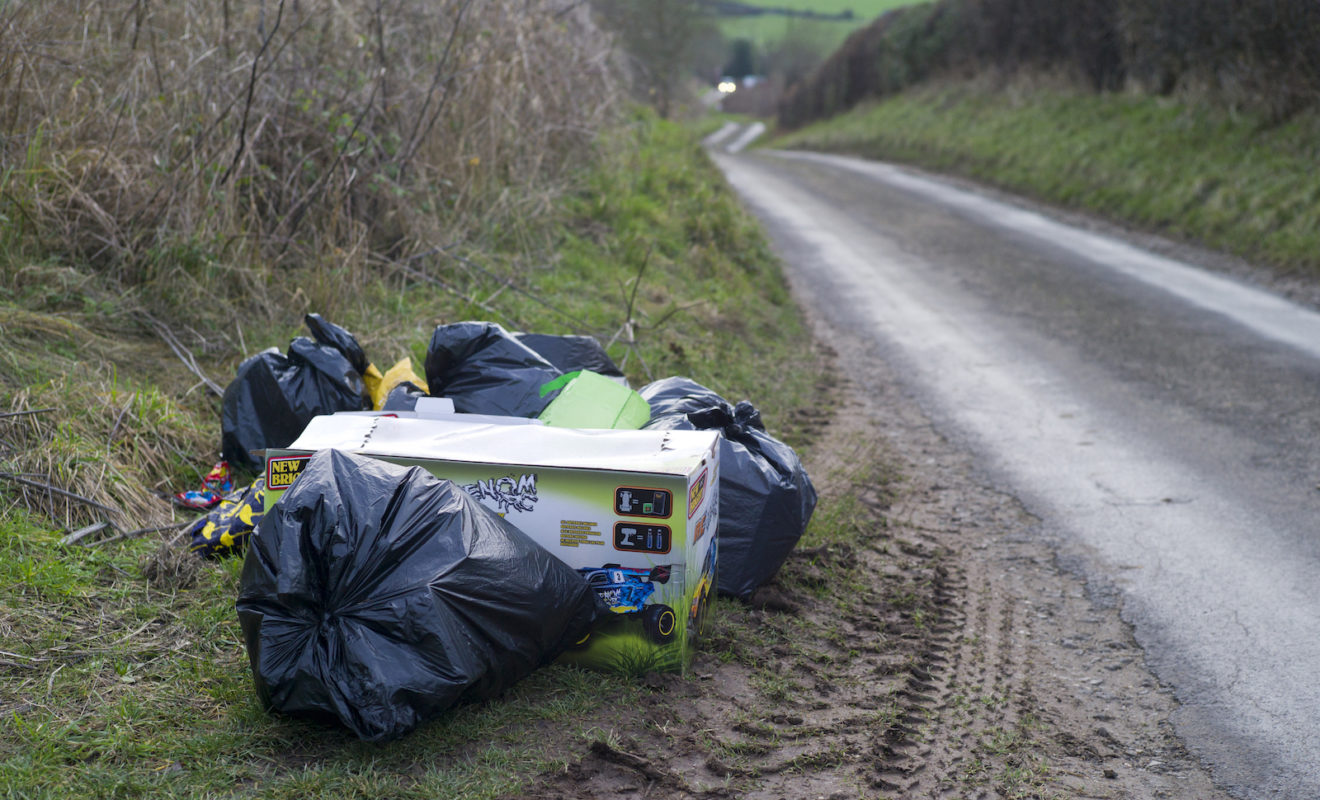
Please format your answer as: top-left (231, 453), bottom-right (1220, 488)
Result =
top-left (177, 314), bottom-right (817, 739)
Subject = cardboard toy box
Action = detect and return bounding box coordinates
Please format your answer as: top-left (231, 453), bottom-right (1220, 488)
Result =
top-left (261, 413), bottom-right (720, 675)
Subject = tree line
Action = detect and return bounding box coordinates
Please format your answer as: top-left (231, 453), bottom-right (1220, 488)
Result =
top-left (779, 0), bottom-right (1320, 128)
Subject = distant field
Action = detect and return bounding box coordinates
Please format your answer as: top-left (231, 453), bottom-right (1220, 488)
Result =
top-left (716, 0), bottom-right (917, 54)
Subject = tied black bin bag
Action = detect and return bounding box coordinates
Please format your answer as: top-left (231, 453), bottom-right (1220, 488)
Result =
top-left (424, 321), bottom-right (563, 418)
top-left (220, 337), bottom-right (370, 472)
top-left (236, 449), bottom-right (603, 741)
top-left (303, 312), bottom-right (371, 376)
top-left (641, 377), bottom-right (818, 600)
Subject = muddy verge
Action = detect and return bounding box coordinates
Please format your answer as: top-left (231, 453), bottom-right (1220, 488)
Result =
top-left (518, 353), bottom-right (1230, 799)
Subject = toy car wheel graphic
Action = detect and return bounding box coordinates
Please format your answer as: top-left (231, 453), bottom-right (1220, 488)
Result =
top-left (641, 603), bottom-right (677, 644)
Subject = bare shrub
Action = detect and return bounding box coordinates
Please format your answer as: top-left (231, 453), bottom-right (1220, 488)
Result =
top-left (0, 0), bottom-right (619, 325)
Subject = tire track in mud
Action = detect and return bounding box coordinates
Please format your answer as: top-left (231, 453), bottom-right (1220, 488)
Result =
top-left (869, 474), bottom-right (1035, 799)
top-left (844, 361), bottom-right (1235, 800)
top-left (521, 375), bottom-right (1233, 800)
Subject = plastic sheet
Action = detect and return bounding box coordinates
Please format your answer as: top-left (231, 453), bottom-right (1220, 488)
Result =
top-left (236, 449), bottom-right (603, 741)
top-left (424, 321), bottom-right (563, 418)
top-left (304, 312), bottom-right (384, 406)
top-left (187, 478), bottom-right (265, 557)
top-left (371, 358), bottom-right (427, 410)
top-left (537, 371), bottom-right (651, 430)
top-left (381, 380), bottom-right (427, 411)
top-left (640, 377), bottom-right (817, 600)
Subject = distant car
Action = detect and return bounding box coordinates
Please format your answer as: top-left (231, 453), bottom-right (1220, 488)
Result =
top-left (578, 563), bottom-right (677, 645)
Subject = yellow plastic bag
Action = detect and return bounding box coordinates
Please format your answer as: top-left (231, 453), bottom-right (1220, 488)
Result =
top-left (370, 358), bottom-right (426, 410)
top-left (362, 363), bottom-right (384, 408)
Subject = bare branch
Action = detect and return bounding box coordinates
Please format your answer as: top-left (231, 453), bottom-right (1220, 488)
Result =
top-left (396, 0), bottom-right (477, 179)
top-left (218, 0), bottom-right (287, 186)
top-left (379, 259), bottom-right (523, 331)
top-left (0, 473), bottom-right (121, 516)
top-left (0, 408), bottom-right (55, 420)
top-left (96, 520), bottom-right (192, 547)
top-left (277, 77), bottom-right (382, 247)
top-left (107, 395), bottom-right (136, 447)
top-left (441, 251), bottom-right (589, 333)
top-left (61, 521), bottom-right (112, 546)
top-left (141, 315), bottom-right (223, 397)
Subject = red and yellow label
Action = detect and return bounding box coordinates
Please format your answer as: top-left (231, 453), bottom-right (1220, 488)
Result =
top-left (687, 469), bottom-right (707, 519)
top-left (265, 455), bottom-right (309, 490)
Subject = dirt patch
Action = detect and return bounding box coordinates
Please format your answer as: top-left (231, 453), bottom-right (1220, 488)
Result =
top-left (519, 364), bottom-right (1232, 799)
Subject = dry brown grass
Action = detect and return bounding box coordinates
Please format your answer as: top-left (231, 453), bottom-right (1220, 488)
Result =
top-left (0, 1), bottom-right (626, 530)
top-left (0, 0), bottom-right (619, 327)
top-left (0, 304), bottom-right (219, 530)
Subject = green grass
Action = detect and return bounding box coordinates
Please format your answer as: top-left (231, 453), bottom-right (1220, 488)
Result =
top-left (774, 79), bottom-right (1320, 278)
top-left (715, 0), bottom-right (916, 58)
top-left (0, 109), bottom-right (831, 799)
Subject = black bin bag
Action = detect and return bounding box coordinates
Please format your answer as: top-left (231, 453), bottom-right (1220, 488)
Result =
top-left (236, 449), bottom-right (603, 741)
top-left (640, 377), bottom-right (818, 600)
top-left (515, 332), bottom-right (625, 380)
top-left (424, 321), bottom-right (564, 418)
top-left (381, 380), bottom-right (427, 412)
top-left (303, 312), bottom-right (370, 376)
top-left (221, 337), bottom-right (370, 472)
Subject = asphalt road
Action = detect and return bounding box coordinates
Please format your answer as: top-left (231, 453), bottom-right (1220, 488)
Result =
top-left (709, 143), bottom-right (1320, 799)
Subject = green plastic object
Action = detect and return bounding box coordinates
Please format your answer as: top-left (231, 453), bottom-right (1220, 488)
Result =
top-left (538, 371), bottom-right (651, 430)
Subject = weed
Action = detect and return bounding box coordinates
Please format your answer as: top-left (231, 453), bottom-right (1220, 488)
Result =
top-left (750, 668), bottom-right (804, 704)
top-left (593, 640), bottom-right (683, 678)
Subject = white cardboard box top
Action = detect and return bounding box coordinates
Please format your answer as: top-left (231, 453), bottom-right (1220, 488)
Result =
top-left (288, 413), bottom-right (719, 476)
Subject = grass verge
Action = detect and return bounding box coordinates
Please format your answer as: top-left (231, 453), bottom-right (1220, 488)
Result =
top-left (0, 110), bottom-right (828, 798)
top-left (774, 78), bottom-right (1320, 280)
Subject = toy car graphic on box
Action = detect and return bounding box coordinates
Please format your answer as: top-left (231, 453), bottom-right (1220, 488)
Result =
top-left (578, 564), bottom-right (676, 645)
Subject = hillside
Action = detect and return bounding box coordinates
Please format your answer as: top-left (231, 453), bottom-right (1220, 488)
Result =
top-left (713, 0), bottom-right (913, 48)
top-left (712, 0), bottom-right (915, 75)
